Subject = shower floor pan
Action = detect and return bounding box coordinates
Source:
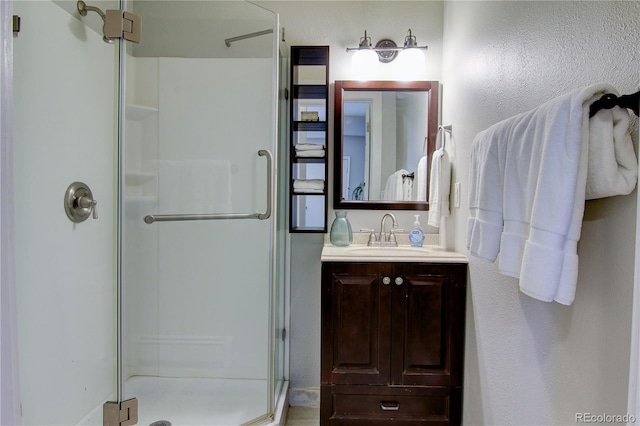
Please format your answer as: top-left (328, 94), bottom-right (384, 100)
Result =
top-left (125, 376), bottom-right (269, 426)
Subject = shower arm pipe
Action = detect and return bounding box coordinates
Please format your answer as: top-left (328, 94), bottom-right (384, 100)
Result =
top-left (143, 149), bottom-right (272, 224)
top-left (77, 0), bottom-right (105, 20)
top-left (77, 0), bottom-right (116, 44)
top-left (225, 29), bottom-right (273, 47)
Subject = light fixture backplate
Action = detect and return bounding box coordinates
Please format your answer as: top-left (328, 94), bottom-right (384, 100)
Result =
top-left (375, 39), bottom-right (398, 63)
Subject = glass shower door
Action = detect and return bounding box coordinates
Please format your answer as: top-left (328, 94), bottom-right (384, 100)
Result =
top-left (120, 1), bottom-right (279, 425)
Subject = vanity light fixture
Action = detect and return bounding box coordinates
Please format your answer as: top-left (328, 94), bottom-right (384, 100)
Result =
top-left (347, 29), bottom-right (429, 64)
top-left (349, 30), bottom-right (379, 79)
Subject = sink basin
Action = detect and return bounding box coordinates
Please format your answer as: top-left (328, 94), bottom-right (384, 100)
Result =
top-left (321, 244), bottom-right (468, 263)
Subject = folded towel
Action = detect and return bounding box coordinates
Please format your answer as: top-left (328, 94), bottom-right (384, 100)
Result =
top-left (427, 148), bottom-right (451, 228)
top-left (415, 156), bottom-right (428, 202)
top-left (296, 150), bottom-right (326, 158)
top-left (293, 179), bottom-right (324, 191)
top-left (295, 143), bottom-right (325, 151)
top-left (467, 83), bottom-right (637, 305)
top-left (293, 188), bottom-right (324, 194)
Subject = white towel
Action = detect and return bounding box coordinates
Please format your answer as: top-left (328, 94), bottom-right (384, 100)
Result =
top-left (427, 148), bottom-right (451, 228)
top-left (403, 173), bottom-right (413, 201)
top-left (467, 83), bottom-right (637, 305)
top-left (295, 143), bottom-right (325, 151)
top-left (293, 188), bottom-right (324, 194)
top-left (585, 106), bottom-right (637, 199)
top-left (415, 156), bottom-right (428, 202)
top-left (383, 169), bottom-right (412, 201)
top-left (293, 179), bottom-right (324, 191)
top-left (295, 150), bottom-right (326, 158)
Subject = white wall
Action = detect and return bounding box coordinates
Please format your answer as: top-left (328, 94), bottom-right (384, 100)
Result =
top-left (442, 1), bottom-right (639, 424)
top-left (13, 1), bottom-right (117, 424)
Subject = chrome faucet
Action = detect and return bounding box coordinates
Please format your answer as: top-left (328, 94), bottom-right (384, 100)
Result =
top-left (361, 213), bottom-right (403, 247)
top-left (379, 213), bottom-right (399, 246)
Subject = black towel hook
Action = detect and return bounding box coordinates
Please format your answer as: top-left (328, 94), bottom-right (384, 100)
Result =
top-left (589, 90), bottom-right (639, 118)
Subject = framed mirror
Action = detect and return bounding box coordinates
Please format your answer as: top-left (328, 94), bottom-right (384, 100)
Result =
top-left (334, 80), bottom-right (439, 210)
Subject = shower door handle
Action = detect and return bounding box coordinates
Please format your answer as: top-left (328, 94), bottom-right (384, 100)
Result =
top-left (256, 149), bottom-right (272, 220)
top-left (144, 149), bottom-right (273, 224)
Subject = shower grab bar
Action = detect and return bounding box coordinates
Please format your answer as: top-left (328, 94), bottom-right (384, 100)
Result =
top-left (225, 29), bottom-right (273, 47)
top-left (143, 149), bottom-right (273, 224)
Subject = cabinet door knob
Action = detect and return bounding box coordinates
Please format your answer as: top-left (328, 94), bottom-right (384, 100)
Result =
top-left (382, 276), bottom-right (391, 285)
top-left (395, 276), bottom-right (404, 286)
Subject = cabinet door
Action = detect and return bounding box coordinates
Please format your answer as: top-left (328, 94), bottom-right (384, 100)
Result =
top-left (390, 263), bottom-right (466, 387)
top-left (321, 263), bottom-right (391, 385)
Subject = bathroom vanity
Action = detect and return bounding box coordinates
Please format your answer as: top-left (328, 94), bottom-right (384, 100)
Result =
top-left (320, 243), bottom-right (467, 425)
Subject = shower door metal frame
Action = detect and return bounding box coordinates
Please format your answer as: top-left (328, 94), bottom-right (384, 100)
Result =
top-left (115, 0), bottom-right (127, 409)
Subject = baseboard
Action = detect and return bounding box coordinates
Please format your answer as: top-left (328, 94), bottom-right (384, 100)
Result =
top-left (288, 387), bottom-right (320, 408)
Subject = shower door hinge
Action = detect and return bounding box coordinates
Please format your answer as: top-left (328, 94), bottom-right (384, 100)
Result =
top-left (13, 15), bottom-right (20, 35)
top-left (104, 10), bottom-right (141, 43)
top-left (103, 398), bottom-right (138, 426)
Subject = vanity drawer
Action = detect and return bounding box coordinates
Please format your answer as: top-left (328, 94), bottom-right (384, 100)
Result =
top-left (322, 385), bottom-right (461, 425)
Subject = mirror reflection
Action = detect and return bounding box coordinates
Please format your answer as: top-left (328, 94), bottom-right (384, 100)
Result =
top-left (334, 81), bottom-right (439, 210)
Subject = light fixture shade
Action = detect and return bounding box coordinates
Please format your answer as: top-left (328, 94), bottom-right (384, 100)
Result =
top-left (352, 48), bottom-right (378, 80)
top-left (396, 47), bottom-right (426, 80)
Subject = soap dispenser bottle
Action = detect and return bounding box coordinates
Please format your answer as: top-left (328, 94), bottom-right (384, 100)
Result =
top-left (409, 215), bottom-right (425, 247)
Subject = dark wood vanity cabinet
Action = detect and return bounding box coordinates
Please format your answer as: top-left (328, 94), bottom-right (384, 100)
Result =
top-left (321, 262), bottom-right (467, 425)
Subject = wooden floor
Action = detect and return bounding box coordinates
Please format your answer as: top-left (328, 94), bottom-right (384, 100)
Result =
top-left (284, 407), bottom-right (319, 426)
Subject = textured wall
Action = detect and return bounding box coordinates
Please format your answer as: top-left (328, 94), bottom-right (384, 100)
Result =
top-left (442, 2), bottom-right (639, 424)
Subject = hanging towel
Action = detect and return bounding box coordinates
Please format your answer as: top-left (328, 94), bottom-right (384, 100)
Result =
top-left (383, 169), bottom-right (412, 201)
top-left (585, 106), bottom-right (638, 199)
top-left (427, 148), bottom-right (451, 228)
top-left (467, 83), bottom-right (637, 305)
top-left (415, 156), bottom-right (428, 202)
top-left (403, 173), bottom-right (413, 201)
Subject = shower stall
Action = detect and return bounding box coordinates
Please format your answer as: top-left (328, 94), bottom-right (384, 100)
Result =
top-left (11, 1), bottom-right (288, 425)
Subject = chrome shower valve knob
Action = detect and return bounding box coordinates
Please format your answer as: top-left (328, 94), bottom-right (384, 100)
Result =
top-left (77, 196), bottom-right (98, 219)
top-left (64, 182), bottom-right (98, 223)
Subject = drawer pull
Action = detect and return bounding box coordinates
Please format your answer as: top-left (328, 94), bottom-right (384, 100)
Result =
top-left (380, 401), bottom-right (400, 411)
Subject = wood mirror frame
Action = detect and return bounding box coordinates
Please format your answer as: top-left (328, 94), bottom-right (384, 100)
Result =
top-left (333, 80), bottom-right (439, 210)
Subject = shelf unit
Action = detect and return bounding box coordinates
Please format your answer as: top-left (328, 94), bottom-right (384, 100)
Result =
top-left (289, 46), bottom-right (329, 233)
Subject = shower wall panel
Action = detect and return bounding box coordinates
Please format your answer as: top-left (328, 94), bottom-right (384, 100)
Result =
top-left (13, 1), bottom-right (117, 424)
top-left (123, 56), bottom-right (160, 380)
